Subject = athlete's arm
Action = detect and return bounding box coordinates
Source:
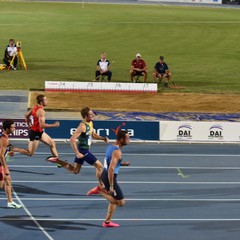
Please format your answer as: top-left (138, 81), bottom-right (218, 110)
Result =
top-left (25, 109), bottom-right (32, 127)
top-left (37, 108), bottom-right (60, 129)
top-left (108, 149), bottom-right (122, 194)
top-left (92, 131), bottom-right (109, 143)
top-left (69, 123), bottom-right (85, 158)
top-left (0, 138), bottom-right (10, 175)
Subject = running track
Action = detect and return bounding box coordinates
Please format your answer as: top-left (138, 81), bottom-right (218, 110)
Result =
top-left (1, 141), bottom-right (240, 240)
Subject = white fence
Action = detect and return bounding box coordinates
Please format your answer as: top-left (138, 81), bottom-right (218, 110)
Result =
top-left (139, 0), bottom-right (222, 4)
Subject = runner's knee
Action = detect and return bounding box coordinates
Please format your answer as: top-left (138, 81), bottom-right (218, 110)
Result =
top-left (117, 199), bottom-right (125, 207)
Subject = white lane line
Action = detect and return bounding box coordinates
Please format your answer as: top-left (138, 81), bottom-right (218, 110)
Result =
top-left (2, 217), bottom-right (240, 221)
top-left (12, 189), bottom-right (54, 240)
top-left (3, 197), bottom-right (240, 201)
top-left (11, 180), bottom-right (240, 184)
top-left (8, 165), bottom-right (240, 169)
top-left (16, 152), bottom-right (240, 157)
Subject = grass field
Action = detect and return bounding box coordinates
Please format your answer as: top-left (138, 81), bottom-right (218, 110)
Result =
top-left (0, 1), bottom-right (239, 93)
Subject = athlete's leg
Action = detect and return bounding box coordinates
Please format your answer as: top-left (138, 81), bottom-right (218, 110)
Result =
top-left (93, 160), bottom-right (104, 188)
top-left (27, 140), bottom-right (40, 156)
top-left (40, 132), bottom-right (58, 156)
top-left (61, 161), bottom-right (82, 174)
top-left (12, 140), bottom-right (39, 156)
top-left (105, 203), bottom-right (117, 222)
top-left (4, 174), bottom-right (13, 203)
top-left (47, 156), bottom-right (82, 175)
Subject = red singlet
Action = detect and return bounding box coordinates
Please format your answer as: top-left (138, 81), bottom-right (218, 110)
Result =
top-left (31, 105), bottom-right (43, 132)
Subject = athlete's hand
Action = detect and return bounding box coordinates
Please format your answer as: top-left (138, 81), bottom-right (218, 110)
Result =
top-left (76, 152), bottom-right (85, 159)
top-left (8, 151), bottom-right (15, 157)
top-left (99, 183), bottom-right (106, 192)
top-left (109, 186), bottom-right (115, 195)
top-left (54, 121), bottom-right (60, 127)
top-left (104, 137), bottom-right (109, 144)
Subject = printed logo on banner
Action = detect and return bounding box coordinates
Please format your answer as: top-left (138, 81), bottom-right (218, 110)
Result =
top-left (0, 119), bottom-right (29, 138)
top-left (48, 119), bottom-right (159, 141)
top-left (110, 122), bottom-right (134, 137)
top-left (177, 124), bottom-right (192, 140)
top-left (208, 125), bottom-right (223, 140)
top-left (70, 122), bottom-right (135, 137)
top-left (95, 122), bottom-right (135, 137)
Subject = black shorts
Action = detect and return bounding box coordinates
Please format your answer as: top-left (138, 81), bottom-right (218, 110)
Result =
top-left (101, 168), bottom-right (124, 200)
top-left (133, 70), bottom-right (144, 76)
top-left (28, 130), bottom-right (43, 141)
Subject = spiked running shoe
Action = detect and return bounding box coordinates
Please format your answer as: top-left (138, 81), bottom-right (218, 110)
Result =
top-left (102, 221), bottom-right (120, 228)
top-left (46, 156), bottom-right (59, 163)
top-left (86, 186), bottom-right (101, 196)
top-left (7, 201), bottom-right (22, 209)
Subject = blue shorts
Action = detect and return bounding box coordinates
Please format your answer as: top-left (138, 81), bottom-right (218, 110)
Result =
top-left (74, 148), bottom-right (97, 166)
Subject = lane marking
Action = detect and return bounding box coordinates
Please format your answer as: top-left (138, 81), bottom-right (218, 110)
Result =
top-left (12, 189), bottom-right (54, 240)
top-left (3, 197), bottom-right (240, 201)
top-left (25, 152), bottom-right (240, 157)
top-left (8, 165), bottom-right (240, 169)
top-left (2, 217), bottom-right (240, 221)
top-left (11, 180), bottom-right (240, 184)
top-left (177, 168), bottom-right (190, 178)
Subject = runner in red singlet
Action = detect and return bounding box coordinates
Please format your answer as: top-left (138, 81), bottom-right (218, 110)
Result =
top-left (15, 94), bottom-right (60, 157)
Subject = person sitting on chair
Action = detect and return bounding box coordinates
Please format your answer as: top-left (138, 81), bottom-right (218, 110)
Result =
top-left (130, 53), bottom-right (148, 83)
top-left (94, 52), bottom-right (112, 82)
top-left (152, 56), bottom-right (171, 87)
top-left (3, 39), bottom-right (18, 70)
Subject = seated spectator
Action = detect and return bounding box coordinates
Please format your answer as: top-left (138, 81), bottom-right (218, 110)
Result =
top-left (130, 53), bottom-right (148, 83)
top-left (94, 52), bottom-right (112, 82)
top-left (3, 39), bottom-right (18, 70)
top-left (152, 56), bottom-right (171, 87)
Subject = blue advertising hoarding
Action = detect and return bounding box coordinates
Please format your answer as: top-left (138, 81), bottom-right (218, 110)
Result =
top-left (0, 119), bottom-right (159, 141)
top-left (45, 120), bottom-right (160, 141)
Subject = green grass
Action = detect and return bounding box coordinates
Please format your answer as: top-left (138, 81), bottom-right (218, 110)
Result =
top-left (0, 1), bottom-right (239, 93)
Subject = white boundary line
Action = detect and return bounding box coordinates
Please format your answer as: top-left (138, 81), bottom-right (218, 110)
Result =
top-left (11, 180), bottom-right (240, 184)
top-left (12, 189), bottom-right (54, 240)
top-left (3, 197), bottom-right (240, 201)
top-left (2, 217), bottom-right (240, 221)
top-left (21, 152), bottom-right (240, 157)
top-left (8, 165), bottom-right (240, 169)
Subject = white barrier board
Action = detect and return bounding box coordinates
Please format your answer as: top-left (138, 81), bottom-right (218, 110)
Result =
top-left (45, 81), bottom-right (157, 93)
top-left (140, 0), bottom-right (222, 4)
top-left (160, 121), bottom-right (240, 142)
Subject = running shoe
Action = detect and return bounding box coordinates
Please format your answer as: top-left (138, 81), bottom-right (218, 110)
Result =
top-left (7, 201), bottom-right (22, 209)
top-left (46, 156), bottom-right (58, 163)
top-left (120, 161), bottom-right (130, 166)
top-left (57, 163), bottom-right (63, 168)
top-left (86, 186), bottom-right (101, 196)
top-left (102, 221), bottom-right (120, 228)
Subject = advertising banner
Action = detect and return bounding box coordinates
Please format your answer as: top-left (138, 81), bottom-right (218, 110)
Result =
top-left (45, 120), bottom-right (160, 141)
top-left (0, 119), bottom-right (29, 139)
top-left (222, 0), bottom-right (240, 4)
top-left (160, 121), bottom-right (240, 142)
top-left (0, 119), bottom-right (159, 141)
